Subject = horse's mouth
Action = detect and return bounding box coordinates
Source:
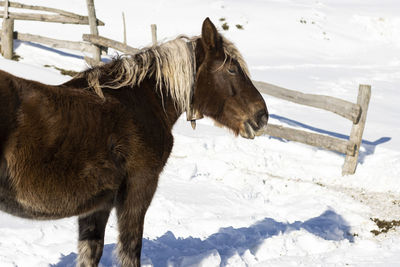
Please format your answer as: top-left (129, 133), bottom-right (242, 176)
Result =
top-left (239, 111), bottom-right (269, 139)
top-left (240, 121), bottom-right (266, 139)
top-left (239, 121), bottom-right (255, 139)
top-left (240, 120), bottom-right (268, 139)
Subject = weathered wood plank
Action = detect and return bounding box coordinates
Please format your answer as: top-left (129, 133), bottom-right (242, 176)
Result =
top-left (253, 80), bottom-right (361, 124)
top-left (83, 34), bottom-right (139, 54)
top-left (0, 12), bottom-right (104, 25)
top-left (342, 84), bottom-right (371, 175)
top-left (151, 24), bottom-right (157, 45)
top-left (122, 12), bottom-right (127, 45)
top-left (86, 0), bottom-right (100, 63)
top-left (2, 0), bottom-right (8, 18)
top-left (258, 123), bottom-right (356, 156)
top-left (14, 32), bottom-right (93, 53)
top-left (0, 1), bottom-right (85, 19)
top-left (84, 56), bottom-right (102, 67)
top-left (1, 18), bottom-right (14, 59)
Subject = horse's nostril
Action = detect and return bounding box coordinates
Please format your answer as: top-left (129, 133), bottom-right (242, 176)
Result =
top-left (261, 113), bottom-right (268, 125)
top-left (255, 109), bottom-right (268, 127)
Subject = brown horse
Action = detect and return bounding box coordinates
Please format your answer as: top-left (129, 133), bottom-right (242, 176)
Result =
top-left (0, 18), bottom-right (268, 266)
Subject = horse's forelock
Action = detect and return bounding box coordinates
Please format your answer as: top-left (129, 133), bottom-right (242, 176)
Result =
top-left (220, 36), bottom-right (250, 77)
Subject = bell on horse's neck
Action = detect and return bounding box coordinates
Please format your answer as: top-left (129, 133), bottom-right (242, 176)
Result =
top-left (186, 108), bottom-right (203, 130)
top-left (190, 120), bottom-right (196, 130)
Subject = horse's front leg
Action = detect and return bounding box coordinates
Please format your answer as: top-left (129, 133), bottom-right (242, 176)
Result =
top-left (77, 208), bottom-right (111, 267)
top-left (115, 172), bottom-right (158, 267)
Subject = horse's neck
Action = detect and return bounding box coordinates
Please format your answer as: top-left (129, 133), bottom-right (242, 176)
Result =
top-left (148, 80), bottom-right (183, 128)
top-left (107, 77), bottom-right (183, 130)
top-left (61, 64), bottom-right (184, 130)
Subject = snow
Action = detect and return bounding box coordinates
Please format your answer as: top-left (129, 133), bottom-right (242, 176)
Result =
top-left (1, 0), bottom-right (400, 266)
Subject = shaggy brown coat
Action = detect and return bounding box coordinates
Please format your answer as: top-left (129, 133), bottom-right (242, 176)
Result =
top-left (0, 18), bottom-right (268, 267)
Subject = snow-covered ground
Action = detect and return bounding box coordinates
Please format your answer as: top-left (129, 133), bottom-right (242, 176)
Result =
top-left (1, 0), bottom-right (400, 266)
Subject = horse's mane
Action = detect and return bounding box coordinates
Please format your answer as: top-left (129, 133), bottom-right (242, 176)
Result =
top-left (76, 35), bottom-right (249, 112)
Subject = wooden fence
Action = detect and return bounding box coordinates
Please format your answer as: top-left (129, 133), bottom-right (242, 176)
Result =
top-left (254, 81), bottom-right (371, 175)
top-left (0, 0), bottom-right (104, 64)
top-left (0, 0), bottom-right (158, 62)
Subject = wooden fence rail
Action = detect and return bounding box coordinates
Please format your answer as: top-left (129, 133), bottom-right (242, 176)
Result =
top-left (253, 81), bottom-right (361, 124)
top-left (0, 1), bottom-right (85, 19)
top-left (83, 34), bottom-right (139, 54)
top-left (0, 1), bottom-right (104, 25)
top-left (0, 12), bottom-right (104, 25)
top-left (254, 80), bottom-right (371, 175)
top-left (21, 31), bottom-right (94, 53)
top-left (257, 124), bottom-right (357, 156)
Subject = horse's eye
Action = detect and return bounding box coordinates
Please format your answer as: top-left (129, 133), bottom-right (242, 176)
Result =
top-left (227, 67), bottom-right (237, 75)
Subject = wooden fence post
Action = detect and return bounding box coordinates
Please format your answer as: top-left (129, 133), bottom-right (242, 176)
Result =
top-left (86, 0), bottom-right (100, 64)
top-left (1, 0), bottom-right (14, 59)
top-left (151, 24), bottom-right (157, 45)
top-left (342, 84), bottom-right (371, 175)
top-left (122, 12), bottom-right (126, 45)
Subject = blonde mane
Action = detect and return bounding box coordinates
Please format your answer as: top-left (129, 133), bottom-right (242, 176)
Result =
top-left (78, 34), bottom-right (249, 113)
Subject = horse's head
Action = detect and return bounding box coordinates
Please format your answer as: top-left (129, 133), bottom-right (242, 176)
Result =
top-left (190, 18), bottom-right (268, 139)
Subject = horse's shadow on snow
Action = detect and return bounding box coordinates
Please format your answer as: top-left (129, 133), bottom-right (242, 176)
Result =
top-left (52, 209), bottom-right (353, 267)
top-left (269, 114), bottom-right (391, 163)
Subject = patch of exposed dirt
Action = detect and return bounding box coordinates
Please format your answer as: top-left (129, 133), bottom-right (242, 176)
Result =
top-left (44, 64), bottom-right (78, 77)
top-left (371, 218), bottom-right (400, 236)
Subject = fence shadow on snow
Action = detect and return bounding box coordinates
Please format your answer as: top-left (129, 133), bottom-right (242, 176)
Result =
top-left (52, 209), bottom-right (353, 267)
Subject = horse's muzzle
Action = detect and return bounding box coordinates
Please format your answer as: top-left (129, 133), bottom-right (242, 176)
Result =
top-left (240, 109), bottom-right (269, 139)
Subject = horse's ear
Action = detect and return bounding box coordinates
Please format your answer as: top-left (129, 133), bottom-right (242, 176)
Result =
top-left (201, 17), bottom-right (219, 51)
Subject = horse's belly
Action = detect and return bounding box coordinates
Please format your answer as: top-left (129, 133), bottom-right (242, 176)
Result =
top-left (14, 165), bottom-right (121, 218)
top-left (1, 177), bottom-right (118, 219)
top-left (2, 144), bottom-right (124, 219)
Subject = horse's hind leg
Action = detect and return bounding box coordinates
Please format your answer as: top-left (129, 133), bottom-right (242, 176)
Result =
top-left (77, 208), bottom-right (111, 267)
